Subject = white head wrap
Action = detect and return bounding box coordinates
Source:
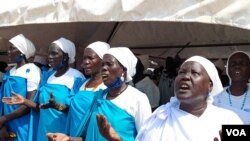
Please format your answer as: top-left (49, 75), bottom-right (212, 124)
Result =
top-left (226, 51), bottom-right (250, 84)
top-left (105, 47), bottom-right (138, 82)
top-left (86, 41), bottom-right (110, 59)
top-left (184, 56), bottom-right (223, 96)
top-left (9, 34), bottom-right (36, 59)
top-left (52, 37), bottom-right (76, 64)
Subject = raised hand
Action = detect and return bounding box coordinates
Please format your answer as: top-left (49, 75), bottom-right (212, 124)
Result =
top-left (214, 130), bottom-right (222, 141)
top-left (40, 92), bottom-right (56, 109)
top-left (96, 114), bottom-right (122, 141)
top-left (2, 92), bottom-right (25, 105)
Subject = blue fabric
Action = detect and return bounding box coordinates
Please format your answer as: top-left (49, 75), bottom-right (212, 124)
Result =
top-left (36, 84), bottom-right (70, 141)
top-left (65, 77), bottom-right (85, 107)
top-left (36, 73), bottom-right (83, 141)
top-left (26, 69), bottom-right (54, 141)
top-left (0, 71), bottom-right (31, 141)
top-left (65, 90), bottom-right (95, 136)
top-left (78, 90), bottom-right (137, 141)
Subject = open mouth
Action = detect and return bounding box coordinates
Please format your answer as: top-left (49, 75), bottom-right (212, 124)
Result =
top-left (180, 83), bottom-right (189, 90)
top-left (177, 83), bottom-right (190, 93)
top-left (102, 74), bottom-right (108, 81)
top-left (234, 71), bottom-right (241, 76)
top-left (48, 62), bottom-right (53, 67)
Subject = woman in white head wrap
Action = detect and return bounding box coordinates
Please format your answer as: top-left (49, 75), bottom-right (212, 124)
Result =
top-left (2, 37), bottom-right (85, 141)
top-left (0, 34), bottom-right (41, 141)
top-left (9, 34), bottom-right (36, 60)
top-left (213, 51), bottom-right (250, 124)
top-left (52, 37), bottom-right (76, 64)
top-left (91, 55), bottom-right (242, 141)
top-left (63, 41), bottom-right (110, 136)
top-left (46, 47), bottom-right (151, 141)
top-left (105, 47), bottom-right (138, 83)
top-left (134, 55), bottom-right (242, 141)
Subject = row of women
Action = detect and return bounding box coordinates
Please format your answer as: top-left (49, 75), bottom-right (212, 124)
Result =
top-left (0, 33), bottom-right (249, 141)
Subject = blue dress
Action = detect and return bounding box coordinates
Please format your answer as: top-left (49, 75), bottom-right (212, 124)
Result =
top-left (65, 90), bottom-right (95, 136)
top-left (0, 71), bottom-right (32, 141)
top-left (36, 72), bottom-right (83, 141)
top-left (76, 90), bottom-right (137, 141)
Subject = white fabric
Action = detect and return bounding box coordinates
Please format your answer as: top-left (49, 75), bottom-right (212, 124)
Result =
top-left (106, 47), bottom-right (138, 82)
top-left (52, 37), bottom-right (76, 64)
top-left (47, 68), bottom-right (84, 90)
top-left (135, 76), bottom-right (160, 108)
top-left (104, 85), bottom-right (152, 131)
top-left (225, 51), bottom-right (250, 84)
top-left (136, 97), bottom-right (243, 141)
top-left (184, 56), bottom-right (223, 96)
top-left (213, 85), bottom-right (250, 124)
top-left (9, 34), bottom-right (36, 59)
top-left (9, 63), bottom-right (41, 91)
top-left (86, 41), bottom-right (110, 59)
top-left (1, 0), bottom-right (250, 30)
top-left (79, 78), bottom-right (107, 91)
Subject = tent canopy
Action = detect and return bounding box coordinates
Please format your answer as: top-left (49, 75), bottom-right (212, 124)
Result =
top-left (0, 0), bottom-right (250, 66)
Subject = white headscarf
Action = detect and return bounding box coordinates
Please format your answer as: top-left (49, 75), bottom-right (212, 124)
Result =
top-left (226, 51), bottom-right (250, 84)
top-left (52, 37), bottom-right (75, 64)
top-left (105, 47), bottom-right (138, 82)
top-left (184, 56), bottom-right (223, 96)
top-left (86, 41), bottom-right (110, 59)
top-left (9, 34), bottom-right (36, 59)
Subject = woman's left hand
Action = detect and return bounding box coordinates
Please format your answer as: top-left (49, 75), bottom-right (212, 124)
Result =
top-left (96, 114), bottom-right (122, 141)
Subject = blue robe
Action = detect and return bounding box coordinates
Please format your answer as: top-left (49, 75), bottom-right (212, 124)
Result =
top-left (65, 90), bottom-right (95, 137)
top-left (0, 71), bottom-right (32, 141)
top-left (36, 74), bottom-right (82, 141)
top-left (77, 90), bottom-right (137, 141)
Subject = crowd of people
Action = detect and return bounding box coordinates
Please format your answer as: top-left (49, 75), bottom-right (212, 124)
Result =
top-left (0, 33), bottom-right (249, 141)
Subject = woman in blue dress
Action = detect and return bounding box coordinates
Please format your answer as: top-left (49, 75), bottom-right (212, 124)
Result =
top-left (47, 47), bottom-right (152, 141)
top-left (0, 34), bottom-right (41, 141)
top-left (2, 37), bottom-right (85, 141)
top-left (65, 41), bottom-right (110, 136)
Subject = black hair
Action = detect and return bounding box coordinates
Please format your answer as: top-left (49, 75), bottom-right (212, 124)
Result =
top-left (0, 61), bottom-right (7, 73)
top-left (133, 57), bottom-right (145, 84)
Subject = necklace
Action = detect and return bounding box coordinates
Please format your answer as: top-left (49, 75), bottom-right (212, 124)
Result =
top-left (84, 79), bottom-right (102, 91)
top-left (227, 87), bottom-right (248, 110)
top-left (107, 85), bottom-right (128, 99)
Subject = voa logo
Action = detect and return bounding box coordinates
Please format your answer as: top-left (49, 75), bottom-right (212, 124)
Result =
top-left (226, 129), bottom-right (246, 136)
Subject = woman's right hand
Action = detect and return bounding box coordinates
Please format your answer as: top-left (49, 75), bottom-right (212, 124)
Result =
top-left (40, 92), bottom-right (56, 109)
top-left (2, 92), bottom-right (25, 105)
top-left (214, 130), bottom-right (222, 141)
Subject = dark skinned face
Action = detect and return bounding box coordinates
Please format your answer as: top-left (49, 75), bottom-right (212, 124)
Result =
top-left (7, 44), bottom-right (23, 63)
top-left (82, 48), bottom-right (102, 76)
top-left (228, 53), bottom-right (250, 84)
top-left (175, 61), bottom-right (212, 105)
top-left (101, 54), bottom-right (124, 86)
top-left (48, 43), bottom-right (64, 69)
